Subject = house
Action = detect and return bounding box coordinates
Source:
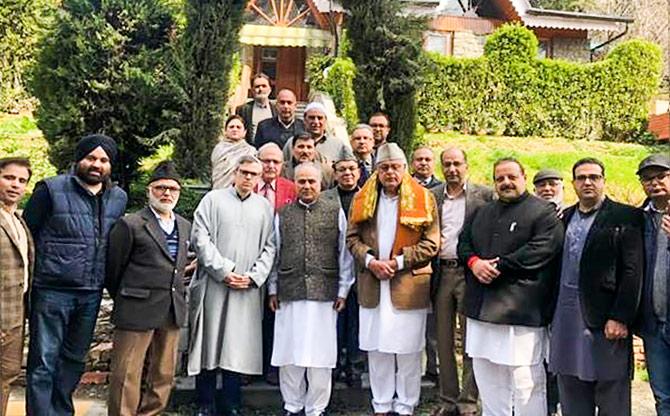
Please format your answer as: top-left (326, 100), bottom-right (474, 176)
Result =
top-left (231, 0), bottom-right (632, 107)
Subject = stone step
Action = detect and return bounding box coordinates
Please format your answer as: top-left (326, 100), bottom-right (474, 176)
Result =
top-left (168, 375), bottom-right (438, 411)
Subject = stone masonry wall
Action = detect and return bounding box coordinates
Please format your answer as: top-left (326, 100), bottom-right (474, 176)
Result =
top-left (452, 31), bottom-right (487, 58)
top-left (552, 37), bottom-right (591, 62)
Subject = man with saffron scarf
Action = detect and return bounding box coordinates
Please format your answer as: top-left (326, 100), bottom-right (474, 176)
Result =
top-left (347, 143), bottom-right (440, 416)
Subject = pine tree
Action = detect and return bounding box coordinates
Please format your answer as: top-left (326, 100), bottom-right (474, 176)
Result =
top-left (342, 0), bottom-right (425, 151)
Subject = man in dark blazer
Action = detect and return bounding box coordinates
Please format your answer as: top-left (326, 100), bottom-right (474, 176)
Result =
top-left (412, 146), bottom-right (443, 189)
top-left (431, 147), bottom-right (493, 416)
top-left (235, 73), bottom-right (277, 145)
top-left (549, 157), bottom-right (644, 416)
top-left (0, 157), bottom-right (34, 416)
top-left (106, 161), bottom-right (192, 416)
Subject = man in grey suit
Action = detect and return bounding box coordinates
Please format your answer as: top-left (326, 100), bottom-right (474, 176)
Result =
top-left (106, 161), bottom-right (192, 416)
top-left (431, 147), bottom-right (493, 416)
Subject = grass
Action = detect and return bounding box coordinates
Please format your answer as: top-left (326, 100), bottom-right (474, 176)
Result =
top-left (424, 131), bottom-right (669, 206)
top-left (2, 113), bottom-right (668, 206)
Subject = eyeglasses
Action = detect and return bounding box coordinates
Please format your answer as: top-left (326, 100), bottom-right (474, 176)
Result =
top-left (574, 174), bottom-right (604, 183)
top-left (238, 169), bottom-right (261, 178)
top-left (151, 185), bottom-right (181, 194)
top-left (640, 171), bottom-right (669, 184)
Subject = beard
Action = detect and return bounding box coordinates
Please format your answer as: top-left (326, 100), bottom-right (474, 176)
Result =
top-left (76, 163), bottom-right (110, 185)
top-left (148, 192), bottom-right (177, 214)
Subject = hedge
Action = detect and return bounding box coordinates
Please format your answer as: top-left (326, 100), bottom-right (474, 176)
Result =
top-left (417, 24), bottom-right (663, 142)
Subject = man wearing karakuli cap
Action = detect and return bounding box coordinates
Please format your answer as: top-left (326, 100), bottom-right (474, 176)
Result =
top-left (106, 161), bottom-right (192, 416)
top-left (635, 153), bottom-right (670, 415)
top-left (533, 168), bottom-right (565, 216)
top-left (22, 134), bottom-right (128, 416)
top-left (347, 143), bottom-right (440, 415)
top-left (282, 101), bottom-right (351, 165)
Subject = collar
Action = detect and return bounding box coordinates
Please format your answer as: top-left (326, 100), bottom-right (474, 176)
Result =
top-left (644, 199), bottom-right (667, 214)
top-left (314, 134), bottom-right (327, 145)
top-left (578, 198), bottom-right (604, 216)
top-left (278, 117), bottom-right (295, 129)
top-left (261, 179), bottom-right (277, 191)
top-left (149, 205), bottom-right (174, 222)
top-left (298, 198), bottom-right (317, 209)
top-left (254, 100), bottom-right (270, 109)
top-left (444, 182), bottom-right (467, 200)
top-left (0, 200), bottom-right (17, 215)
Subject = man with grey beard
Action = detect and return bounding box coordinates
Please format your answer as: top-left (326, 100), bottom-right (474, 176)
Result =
top-left (106, 161), bottom-right (192, 416)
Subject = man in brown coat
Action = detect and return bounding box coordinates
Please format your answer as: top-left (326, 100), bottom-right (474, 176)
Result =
top-left (347, 143), bottom-right (439, 416)
top-left (106, 161), bottom-right (192, 416)
top-left (0, 157), bottom-right (34, 416)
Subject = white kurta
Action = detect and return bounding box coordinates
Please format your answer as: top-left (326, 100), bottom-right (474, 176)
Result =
top-left (270, 206), bottom-right (354, 368)
top-left (359, 192), bottom-right (428, 354)
top-left (187, 187), bottom-right (276, 376)
top-left (465, 318), bottom-right (548, 366)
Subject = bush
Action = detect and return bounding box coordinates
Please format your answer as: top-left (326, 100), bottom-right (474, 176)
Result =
top-left (28, 0), bottom-right (182, 190)
top-left (306, 54), bottom-right (358, 130)
top-left (417, 24), bottom-right (663, 142)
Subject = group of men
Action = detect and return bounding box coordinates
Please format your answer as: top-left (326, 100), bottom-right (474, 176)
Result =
top-left (0, 75), bottom-right (669, 416)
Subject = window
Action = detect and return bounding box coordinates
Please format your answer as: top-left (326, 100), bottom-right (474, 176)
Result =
top-left (260, 47), bottom-right (278, 80)
top-left (538, 38), bottom-right (553, 59)
top-left (424, 31), bottom-right (454, 56)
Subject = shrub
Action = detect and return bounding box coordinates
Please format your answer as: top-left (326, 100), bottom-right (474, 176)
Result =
top-left (306, 54), bottom-right (358, 129)
top-left (28, 0), bottom-right (182, 190)
top-left (417, 24), bottom-right (663, 142)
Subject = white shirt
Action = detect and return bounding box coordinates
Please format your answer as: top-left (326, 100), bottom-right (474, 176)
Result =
top-left (359, 192), bottom-right (428, 354)
top-left (149, 206), bottom-right (175, 234)
top-left (440, 185), bottom-right (466, 259)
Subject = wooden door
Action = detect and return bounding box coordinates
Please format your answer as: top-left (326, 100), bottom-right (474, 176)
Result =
top-left (276, 47), bottom-right (307, 101)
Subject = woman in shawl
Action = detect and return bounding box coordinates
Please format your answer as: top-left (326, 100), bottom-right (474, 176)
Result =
top-left (211, 115), bottom-right (257, 189)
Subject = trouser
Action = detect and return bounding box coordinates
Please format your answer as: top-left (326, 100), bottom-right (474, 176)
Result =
top-left (643, 328), bottom-right (670, 416)
top-left (26, 288), bottom-right (102, 416)
top-left (557, 374), bottom-right (631, 416)
top-left (0, 325), bottom-right (23, 416)
top-left (435, 265), bottom-right (478, 413)
top-left (108, 326), bottom-right (180, 416)
top-left (196, 369), bottom-right (242, 413)
top-left (368, 350), bottom-right (422, 415)
top-left (425, 312), bottom-right (438, 376)
top-left (472, 357), bottom-right (546, 416)
top-left (336, 289), bottom-right (363, 377)
top-left (545, 365), bottom-right (560, 414)
top-left (279, 365), bottom-right (332, 416)
top-left (262, 289), bottom-right (278, 379)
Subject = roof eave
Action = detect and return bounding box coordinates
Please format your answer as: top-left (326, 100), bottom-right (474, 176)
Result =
top-left (526, 7), bottom-right (634, 24)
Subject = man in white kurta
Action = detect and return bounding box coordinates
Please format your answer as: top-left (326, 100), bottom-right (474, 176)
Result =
top-left (188, 156), bottom-right (276, 415)
top-left (268, 162), bottom-right (354, 416)
top-left (347, 143), bottom-right (440, 416)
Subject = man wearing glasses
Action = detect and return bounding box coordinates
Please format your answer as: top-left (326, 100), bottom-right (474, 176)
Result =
top-left (368, 113), bottom-right (391, 150)
top-left (106, 161), bottom-right (191, 416)
top-left (549, 157), bottom-right (644, 415)
top-left (188, 156), bottom-right (276, 416)
top-left (636, 154), bottom-right (670, 415)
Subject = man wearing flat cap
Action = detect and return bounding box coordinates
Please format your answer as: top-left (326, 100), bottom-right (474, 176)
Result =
top-left (636, 153), bottom-right (670, 415)
top-left (22, 134), bottom-right (128, 416)
top-left (347, 143), bottom-right (440, 415)
top-left (533, 169), bottom-right (565, 217)
top-left (105, 161), bottom-right (191, 416)
top-left (283, 102), bottom-right (351, 164)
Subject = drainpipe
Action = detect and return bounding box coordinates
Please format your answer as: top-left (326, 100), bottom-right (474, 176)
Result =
top-left (590, 23), bottom-right (628, 61)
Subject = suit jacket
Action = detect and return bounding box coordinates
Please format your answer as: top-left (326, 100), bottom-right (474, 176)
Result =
top-left (430, 182), bottom-right (494, 298)
top-left (235, 100), bottom-right (277, 144)
top-left (347, 190), bottom-right (440, 310)
top-left (0, 211), bottom-right (34, 331)
top-left (561, 197), bottom-right (644, 329)
top-left (254, 176), bottom-right (298, 211)
top-left (106, 207), bottom-right (192, 331)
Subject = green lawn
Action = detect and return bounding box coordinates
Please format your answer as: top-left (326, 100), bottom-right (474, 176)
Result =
top-left (425, 132), bottom-right (668, 206)
top-left (2, 114), bottom-right (668, 206)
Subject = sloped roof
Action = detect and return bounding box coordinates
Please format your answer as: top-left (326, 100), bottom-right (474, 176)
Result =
top-left (506, 0), bottom-right (632, 31)
top-left (311, 0), bottom-right (345, 13)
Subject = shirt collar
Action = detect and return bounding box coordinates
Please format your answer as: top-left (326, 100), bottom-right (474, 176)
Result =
top-left (644, 199), bottom-right (666, 214)
top-left (149, 205), bottom-right (174, 222)
top-left (444, 182), bottom-right (466, 200)
top-left (262, 179), bottom-right (277, 191)
top-left (0, 200), bottom-right (17, 215)
top-left (278, 117), bottom-right (295, 129)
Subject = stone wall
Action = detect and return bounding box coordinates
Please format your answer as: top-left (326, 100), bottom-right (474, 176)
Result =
top-left (452, 31), bottom-right (487, 58)
top-left (552, 37), bottom-right (591, 62)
